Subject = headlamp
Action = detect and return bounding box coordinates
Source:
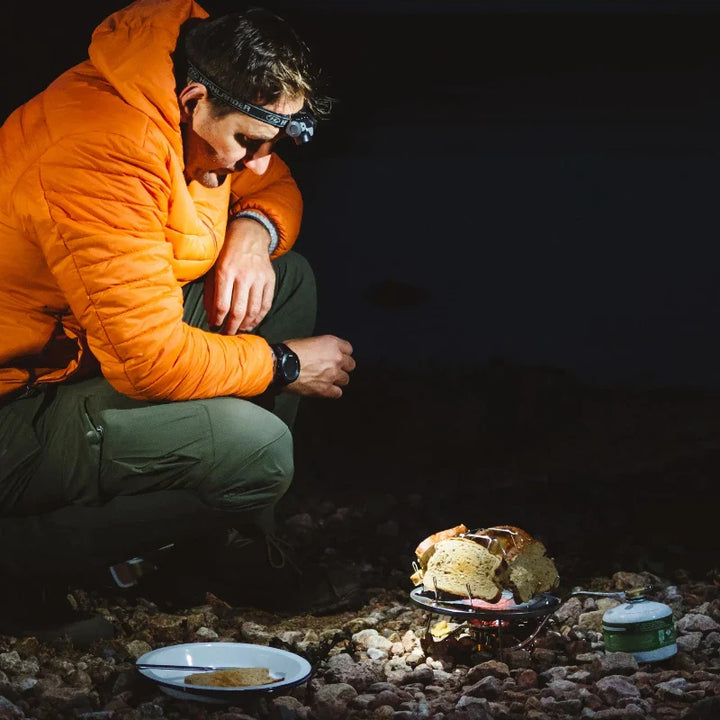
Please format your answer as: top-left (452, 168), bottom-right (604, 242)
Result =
top-left (187, 63), bottom-right (316, 145)
top-left (285, 112), bottom-right (315, 144)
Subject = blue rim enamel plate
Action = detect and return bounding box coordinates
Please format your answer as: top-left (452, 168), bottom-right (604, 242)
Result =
top-left (136, 642), bottom-right (313, 704)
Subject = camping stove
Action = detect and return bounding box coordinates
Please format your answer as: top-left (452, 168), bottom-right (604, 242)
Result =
top-left (410, 586), bottom-right (562, 658)
top-left (410, 586), bottom-right (630, 660)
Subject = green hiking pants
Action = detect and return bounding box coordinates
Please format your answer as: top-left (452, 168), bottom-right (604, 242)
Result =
top-left (0, 251), bottom-right (316, 579)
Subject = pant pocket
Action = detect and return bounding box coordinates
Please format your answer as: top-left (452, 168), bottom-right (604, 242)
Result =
top-left (92, 401), bottom-right (211, 500)
top-left (74, 396), bottom-right (104, 503)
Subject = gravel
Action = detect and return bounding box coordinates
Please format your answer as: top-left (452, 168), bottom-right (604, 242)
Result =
top-left (3, 372), bottom-right (719, 719)
top-left (0, 516), bottom-right (718, 720)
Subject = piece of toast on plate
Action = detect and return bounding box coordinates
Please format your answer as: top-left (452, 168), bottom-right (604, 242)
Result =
top-left (184, 667), bottom-right (277, 687)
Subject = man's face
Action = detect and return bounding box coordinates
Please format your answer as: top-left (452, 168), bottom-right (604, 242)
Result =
top-left (180, 88), bottom-right (304, 188)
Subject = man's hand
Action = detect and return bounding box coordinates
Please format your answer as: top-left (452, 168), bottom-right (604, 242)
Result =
top-left (284, 335), bottom-right (356, 399)
top-left (205, 217), bottom-right (275, 334)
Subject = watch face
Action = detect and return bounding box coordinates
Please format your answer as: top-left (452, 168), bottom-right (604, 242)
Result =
top-left (272, 343), bottom-right (300, 386)
top-left (282, 352), bottom-right (300, 382)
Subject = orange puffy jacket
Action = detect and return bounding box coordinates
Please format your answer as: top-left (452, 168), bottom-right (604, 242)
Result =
top-left (0, 0), bottom-right (304, 401)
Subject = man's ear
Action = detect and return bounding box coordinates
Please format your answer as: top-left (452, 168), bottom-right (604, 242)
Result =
top-left (178, 82), bottom-right (208, 122)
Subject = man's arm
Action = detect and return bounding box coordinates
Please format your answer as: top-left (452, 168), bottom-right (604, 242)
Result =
top-left (228, 153), bottom-right (303, 259)
top-left (204, 216), bottom-right (277, 334)
top-left (284, 335), bottom-right (356, 399)
top-left (36, 131), bottom-right (275, 401)
top-left (207, 153), bottom-right (303, 333)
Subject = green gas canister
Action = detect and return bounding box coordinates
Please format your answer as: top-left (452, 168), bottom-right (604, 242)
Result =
top-left (602, 587), bottom-right (677, 662)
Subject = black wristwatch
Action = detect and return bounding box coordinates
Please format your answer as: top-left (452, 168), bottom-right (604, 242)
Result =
top-left (269, 342), bottom-right (300, 387)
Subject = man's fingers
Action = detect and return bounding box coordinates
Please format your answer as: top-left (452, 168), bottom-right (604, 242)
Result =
top-left (237, 278), bottom-right (274, 332)
top-left (212, 274), bottom-right (238, 330)
top-left (260, 281), bottom-right (274, 320)
top-left (223, 282), bottom-right (249, 335)
top-left (341, 354), bottom-right (356, 372)
top-left (239, 283), bottom-right (264, 331)
top-left (324, 384), bottom-right (344, 399)
top-left (337, 338), bottom-right (354, 355)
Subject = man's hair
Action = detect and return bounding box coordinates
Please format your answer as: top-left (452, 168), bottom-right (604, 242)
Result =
top-left (182, 8), bottom-right (330, 118)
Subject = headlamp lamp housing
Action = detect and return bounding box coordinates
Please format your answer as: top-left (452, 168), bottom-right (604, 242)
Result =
top-left (285, 111), bottom-right (315, 145)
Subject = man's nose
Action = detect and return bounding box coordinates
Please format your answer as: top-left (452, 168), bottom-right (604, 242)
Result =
top-left (244, 153), bottom-right (272, 175)
top-left (233, 147), bottom-right (249, 170)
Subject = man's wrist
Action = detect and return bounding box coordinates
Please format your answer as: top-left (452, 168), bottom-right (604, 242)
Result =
top-left (269, 342), bottom-right (300, 387)
top-left (231, 210), bottom-right (279, 254)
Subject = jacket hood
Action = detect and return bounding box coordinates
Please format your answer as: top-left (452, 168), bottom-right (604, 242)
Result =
top-left (89, 0), bottom-right (208, 156)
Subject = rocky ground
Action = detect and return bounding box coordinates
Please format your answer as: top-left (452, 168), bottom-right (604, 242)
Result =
top-left (0, 565), bottom-right (719, 720)
top-left (1, 364), bottom-right (719, 719)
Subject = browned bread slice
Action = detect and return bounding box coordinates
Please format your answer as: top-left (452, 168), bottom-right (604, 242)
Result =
top-left (505, 538), bottom-right (559, 603)
top-left (422, 537), bottom-right (505, 602)
top-left (412, 523), bottom-right (559, 603)
top-left (184, 667), bottom-right (276, 687)
top-left (469, 525), bottom-right (535, 561)
top-left (415, 524), bottom-right (468, 559)
top-left (474, 526), bottom-right (559, 602)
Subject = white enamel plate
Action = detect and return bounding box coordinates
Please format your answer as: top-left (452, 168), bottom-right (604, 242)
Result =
top-left (136, 642), bottom-right (313, 704)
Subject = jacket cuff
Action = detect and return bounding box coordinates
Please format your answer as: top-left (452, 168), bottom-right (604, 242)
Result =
top-left (230, 210), bottom-right (279, 254)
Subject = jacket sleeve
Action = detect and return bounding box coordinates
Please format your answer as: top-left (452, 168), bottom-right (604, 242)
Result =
top-left (36, 130), bottom-right (274, 401)
top-left (228, 153), bottom-right (303, 258)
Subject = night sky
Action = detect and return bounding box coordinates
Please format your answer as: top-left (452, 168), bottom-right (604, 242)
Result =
top-left (3, 0), bottom-right (719, 390)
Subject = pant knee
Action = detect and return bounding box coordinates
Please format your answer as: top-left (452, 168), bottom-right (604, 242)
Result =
top-left (277, 250), bottom-right (316, 291)
top-left (198, 400), bottom-right (294, 513)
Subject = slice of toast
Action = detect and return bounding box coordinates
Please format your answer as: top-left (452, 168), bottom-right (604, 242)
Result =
top-left (414, 523), bottom-right (468, 559)
top-left (474, 526), bottom-right (559, 602)
top-left (505, 539), bottom-right (559, 603)
top-left (422, 537), bottom-right (505, 602)
top-left (412, 523), bottom-right (559, 603)
top-left (184, 667), bottom-right (276, 687)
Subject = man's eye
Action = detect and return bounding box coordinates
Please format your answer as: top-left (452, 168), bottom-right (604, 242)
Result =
top-left (236, 135), bottom-right (265, 152)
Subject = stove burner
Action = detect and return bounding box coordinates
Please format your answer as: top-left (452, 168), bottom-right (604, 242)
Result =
top-left (410, 587), bottom-right (561, 619)
top-left (410, 587), bottom-right (563, 657)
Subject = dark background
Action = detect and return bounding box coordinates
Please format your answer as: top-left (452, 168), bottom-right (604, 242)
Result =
top-left (3, 1), bottom-right (718, 387)
top-left (3, 0), bottom-right (719, 581)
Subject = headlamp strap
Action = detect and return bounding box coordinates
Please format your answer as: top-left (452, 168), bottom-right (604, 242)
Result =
top-left (186, 63), bottom-right (290, 128)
